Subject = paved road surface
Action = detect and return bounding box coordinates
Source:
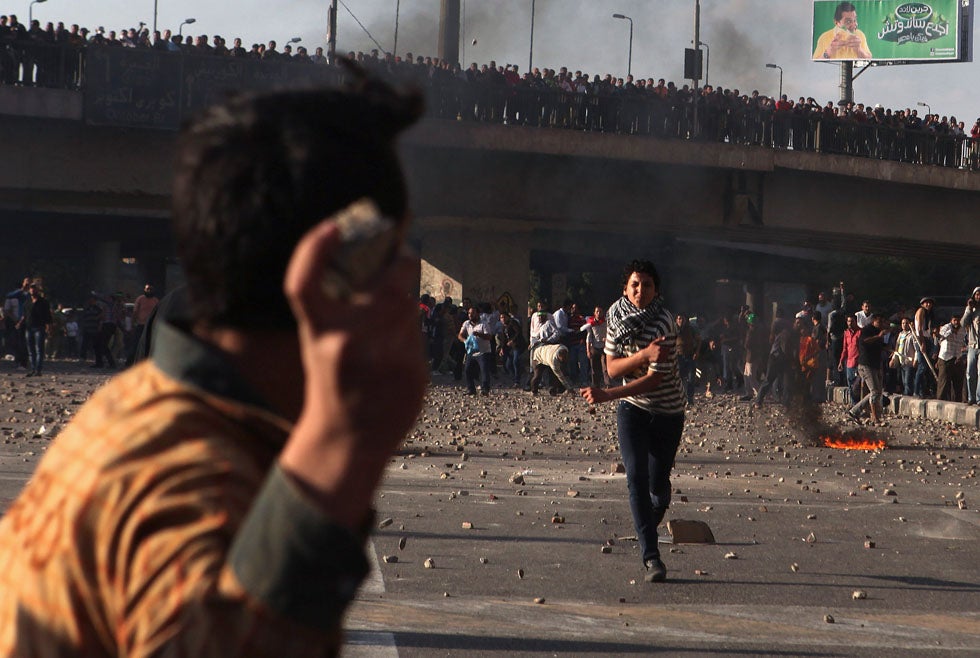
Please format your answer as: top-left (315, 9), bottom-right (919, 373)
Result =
top-left (1, 364), bottom-right (977, 656)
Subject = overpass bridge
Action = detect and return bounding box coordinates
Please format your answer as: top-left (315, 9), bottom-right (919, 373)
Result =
top-left (1, 71), bottom-right (978, 311)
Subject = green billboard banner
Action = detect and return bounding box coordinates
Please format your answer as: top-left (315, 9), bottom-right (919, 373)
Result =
top-left (812, 1), bottom-right (960, 61)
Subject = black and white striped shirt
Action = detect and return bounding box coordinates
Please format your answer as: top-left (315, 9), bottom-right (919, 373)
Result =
top-left (604, 297), bottom-right (686, 416)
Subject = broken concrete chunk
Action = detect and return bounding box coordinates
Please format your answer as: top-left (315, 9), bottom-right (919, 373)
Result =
top-left (667, 519), bottom-right (716, 544)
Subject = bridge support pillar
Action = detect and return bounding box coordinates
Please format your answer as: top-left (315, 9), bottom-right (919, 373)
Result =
top-left (92, 241), bottom-right (121, 294)
top-left (417, 221), bottom-right (530, 315)
top-left (744, 281), bottom-right (765, 317)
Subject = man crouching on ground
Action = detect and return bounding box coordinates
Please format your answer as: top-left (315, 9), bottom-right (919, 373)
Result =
top-left (0, 74), bottom-right (428, 656)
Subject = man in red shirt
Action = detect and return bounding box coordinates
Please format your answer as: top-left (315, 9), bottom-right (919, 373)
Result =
top-left (127, 283), bottom-right (160, 365)
top-left (838, 314), bottom-right (860, 403)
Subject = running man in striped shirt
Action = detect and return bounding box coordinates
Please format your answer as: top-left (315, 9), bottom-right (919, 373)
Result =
top-left (580, 259), bottom-right (686, 583)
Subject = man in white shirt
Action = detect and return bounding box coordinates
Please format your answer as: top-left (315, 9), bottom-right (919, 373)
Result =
top-left (528, 301), bottom-right (558, 348)
top-left (64, 313), bottom-right (80, 359)
top-left (584, 306), bottom-right (608, 388)
top-left (855, 300), bottom-right (873, 328)
top-left (962, 286), bottom-right (980, 405)
top-left (936, 315), bottom-right (966, 401)
top-left (552, 299), bottom-right (572, 341)
top-left (458, 306), bottom-right (493, 395)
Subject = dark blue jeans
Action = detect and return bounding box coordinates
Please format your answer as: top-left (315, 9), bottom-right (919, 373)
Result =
top-left (755, 354), bottom-right (789, 406)
top-left (677, 355), bottom-right (696, 403)
top-left (26, 327), bottom-right (45, 373)
top-left (720, 347), bottom-right (737, 390)
top-left (617, 401), bottom-right (685, 564)
top-left (504, 348), bottom-right (524, 385)
top-left (464, 352), bottom-right (492, 394)
top-left (914, 337), bottom-right (933, 397)
top-left (967, 347), bottom-right (980, 404)
top-left (846, 365), bottom-right (860, 403)
top-left (901, 365), bottom-right (915, 396)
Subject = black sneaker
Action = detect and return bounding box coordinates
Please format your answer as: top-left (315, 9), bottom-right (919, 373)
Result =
top-left (644, 558), bottom-right (667, 583)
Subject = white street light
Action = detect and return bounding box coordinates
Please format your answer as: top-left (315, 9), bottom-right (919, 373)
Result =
top-left (612, 13), bottom-right (633, 78)
top-left (765, 63), bottom-right (783, 99)
top-left (178, 17), bottom-right (196, 37)
top-left (28, 0), bottom-right (47, 26)
top-left (917, 101), bottom-right (931, 116)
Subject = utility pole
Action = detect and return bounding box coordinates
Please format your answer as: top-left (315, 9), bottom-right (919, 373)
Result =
top-left (394, 0), bottom-right (401, 56)
top-left (327, 0), bottom-right (338, 64)
top-left (529, 0), bottom-right (536, 73)
top-left (692, 0), bottom-right (700, 137)
top-left (438, 0), bottom-right (460, 65)
top-left (839, 61), bottom-right (853, 104)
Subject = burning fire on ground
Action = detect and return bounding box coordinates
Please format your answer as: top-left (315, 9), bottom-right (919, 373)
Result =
top-left (821, 434), bottom-right (887, 451)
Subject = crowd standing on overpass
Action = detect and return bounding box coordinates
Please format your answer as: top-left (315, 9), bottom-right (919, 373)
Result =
top-left (2, 14), bottom-right (980, 170)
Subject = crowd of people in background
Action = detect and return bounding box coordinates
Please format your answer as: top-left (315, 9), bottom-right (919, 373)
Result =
top-left (421, 282), bottom-right (980, 425)
top-left (2, 277), bottom-right (158, 373)
top-left (4, 272), bottom-right (980, 424)
top-left (2, 13), bottom-right (980, 170)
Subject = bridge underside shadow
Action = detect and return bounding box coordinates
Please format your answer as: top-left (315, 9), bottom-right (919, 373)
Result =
top-left (0, 210), bottom-right (174, 304)
top-left (417, 216), bottom-right (870, 317)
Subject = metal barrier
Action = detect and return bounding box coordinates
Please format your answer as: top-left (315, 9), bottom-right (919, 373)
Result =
top-left (0, 40), bottom-right (84, 89)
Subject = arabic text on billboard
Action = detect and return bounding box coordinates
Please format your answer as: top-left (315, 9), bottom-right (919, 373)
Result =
top-left (811, 1), bottom-right (960, 62)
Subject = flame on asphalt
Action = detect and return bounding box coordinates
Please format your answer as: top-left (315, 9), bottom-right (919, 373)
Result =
top-left (821, 435), bottom-right (887, 451)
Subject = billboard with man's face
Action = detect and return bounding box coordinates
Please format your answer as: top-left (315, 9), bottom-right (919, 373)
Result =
top-left (812, 1), bottom-right (962, 62)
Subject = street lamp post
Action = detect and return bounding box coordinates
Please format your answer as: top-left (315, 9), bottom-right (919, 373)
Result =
top-left (178, 17), bottom-right (196, 37)
top-left (612, 13), bottom-right (633, 78)
top-left (766, 63), bottom-right (783, 99)
top-left (153, 0), bottom-right (157, 34)
top-left (692, 0), bottom-right (701, 137)
top-left (327, 0), bottom-right (338, 64)
top-left (28, 0), bottom-right (47, 25)
top-left (393, 0), bottom-right (401, 56)
top-left (917, 101), bottom-right (931, 116)
top-left (528, 0), bottom-right (535, 73)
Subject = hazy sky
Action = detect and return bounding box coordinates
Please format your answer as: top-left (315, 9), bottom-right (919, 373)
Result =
top-left (29, 0), bottom-right (980, 123)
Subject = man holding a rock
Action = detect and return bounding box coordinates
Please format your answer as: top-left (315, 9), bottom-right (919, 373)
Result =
top-left (0, 72), bottom-right (428, 655)
top-left (580, 259), bottom-right (686, 583)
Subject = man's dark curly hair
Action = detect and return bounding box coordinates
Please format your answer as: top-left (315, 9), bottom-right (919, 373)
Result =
top-left (172, 64), bottom-right (423, 329)
top-left (620, 259), bottom-right (661, 291)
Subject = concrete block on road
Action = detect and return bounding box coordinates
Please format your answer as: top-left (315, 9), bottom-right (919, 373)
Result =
top-left (898, 396), bottom-right (927, 418)
top-left (946, 402), bottom-right (980, 428)
top-left (885, 395), bottom-right (980, 428)
top-left (828, 386), bottom-right (850, 404)
top-left (667, 519), bottom-right (715, 544)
